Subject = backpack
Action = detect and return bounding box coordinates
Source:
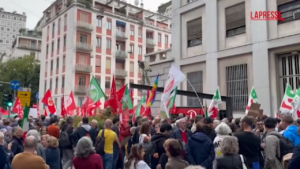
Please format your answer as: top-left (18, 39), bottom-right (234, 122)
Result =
top-left (95, 129), bottom-right (105, 155)
top-left (59, 126), bottom-right (71, 148)
top-left (269, 133), bottom-right (294, 161)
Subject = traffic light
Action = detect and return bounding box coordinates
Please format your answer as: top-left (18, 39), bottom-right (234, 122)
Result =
top-left (2, 93), bottom-right (8, 108)
top-left (7, 94), bottom-right (13, 107)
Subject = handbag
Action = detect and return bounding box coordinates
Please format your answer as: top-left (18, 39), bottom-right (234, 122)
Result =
top-left (240, 155), bottom-right (248, 169)
top-left (95, 129), bottom-right (105, 155)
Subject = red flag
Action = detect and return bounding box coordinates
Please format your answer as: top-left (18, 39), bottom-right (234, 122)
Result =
top-left (105, 76), bottom-right (118, 112)
top-left (43, 108), bottom-right (48, 116)
top-left (61, 96), bottom-right (67, 118)
top-left (66, 92), bottom-right (76, 113)
top-left (12, 97), bottom-right (23, 118)
top-left (129, 89), bottom-right (134, 114)
top-left (81, 95), bottom-right (94, 117)
top-left (116, 85), bottom-right (127, 102)
top-left (41, 90), bottom-right (56, 114)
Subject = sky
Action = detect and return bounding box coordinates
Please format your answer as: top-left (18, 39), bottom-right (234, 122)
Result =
top-left (0, 0), bottom-right (170, 29)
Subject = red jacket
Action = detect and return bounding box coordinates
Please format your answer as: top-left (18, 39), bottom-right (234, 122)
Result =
top-left (73, 153), bottom-right (103, 169)
top-left (120, 124), bottom-right (131, 138)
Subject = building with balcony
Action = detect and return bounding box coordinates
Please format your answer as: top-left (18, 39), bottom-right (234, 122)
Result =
top-left (7, 30), bottom-right (42, 61)
top-left (38, 0), bottom-right (172, 113)
top-left (0, 8), bottom-right (26, 54)
top-left (172, 0), bottom-right (300, 117)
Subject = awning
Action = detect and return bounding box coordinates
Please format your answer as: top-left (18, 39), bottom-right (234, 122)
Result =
top-left (116, 20), bottom-right (126, 26)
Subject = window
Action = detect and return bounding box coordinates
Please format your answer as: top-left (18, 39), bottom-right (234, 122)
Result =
top-left (50, 60), bottom-right (53, 70)
top-left (78, 97), bottom-right (84, 107)
top-left (64, 14), bottom-right (67, 26)
top-left (158, 34), bottom-right (161, 42)
top-left (51, 42), bottom-right (54, 52)
top-left (138, 46), bottom-right (142, 55)
top-left (44, 81), bottom-right (47, 94)
top-left (79, 55), bottom-right (87, 64)
top-left (130, 62), bottom-right (134, 72)
top-left (63, 36), bottom-right (66, 47)
top-left (187, 71), bottom-right (203, 106)
top-left (107, 21), bottom-right (112, 30)
top-left (0, 40), bottom-right (3, 43)
top-left (226, 64), bottom-right (248, 111)
top-left (80, 34), bottom-right (87, 43)
top-left (106, 59), bottom-right (111, 69)
top-left (95, 77), bottom-right (101, 85)
top-left (96, 37), bottom-right (101, 47)
top-left (165, 35), bottom-right (168, 44)
top-left (130, 44), bottom-right (134, 53)
top-left (80, 12), bottom-right (88, 22)
top-left (278, 0), bottom-right (300, 24)
top-left (6, 28), bottom-right (10, 31)
top-left (130, 29), bottom-right (134, 36)
top-left (187, 18), bottom-right (202, 47)
top-left (46, 45), bottom-right (49, 54)
top-left (56, 58), bottom-right (59, 69)
top-left (106, 39), bottom-right (111, 49)
top-left (58, 18), bottom-right (61, 29)
top-left (63, 56), bottom-right (66, 67)
top-left (55, 78), bottom-right (58, 88)
top-left (105, 81), bottom-right (110, 88)
top-left (96, 56), bottom-right (101, 67)
top-left (54, 98), bottom-right (57, 107)
top-left (57, 39), bottom-right (60, 49)
top-left (97, 18), bottom-right (102, 27)
top-left (78, 76), bottom-right (86, 86)
top-left (0, 27), bottom-right (3, 31)
top-left (226, 3), bottom-right (246, 37)
top-left (62, 76), bottom-right (65, 87)
top-left (50, 79), bottom-right (52, 90)
top-left (138, 29), bottom-right (142, 38)
top-left (52, 22), bottom-right (55, 34)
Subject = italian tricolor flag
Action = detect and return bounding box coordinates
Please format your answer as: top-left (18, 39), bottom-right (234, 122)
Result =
top-left (21, 104), bottom-right (29, 132)
top-left (207, 87), bottom-right (221, 118)
top-left (245, 87), bottom-right (259, 114)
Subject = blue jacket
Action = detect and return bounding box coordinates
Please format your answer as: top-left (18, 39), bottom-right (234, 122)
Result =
top-left (172, 129), bottom-right (192, 141)
top-left (45, 147), bottom-right (60, 169)
top-left (288, 143), bottom-right (300, 169)
top-left (185, 132), bottom-right (215, 169)
top-left (283, 125), bottom-right (300, 147)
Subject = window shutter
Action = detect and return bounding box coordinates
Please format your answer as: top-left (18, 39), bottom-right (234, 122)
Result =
top-left (277, 0), bottom-right (295, 5)
top-left (226, 3), bottom-right (245, 30)
top-left (187, 18), bottom-right (202, 41)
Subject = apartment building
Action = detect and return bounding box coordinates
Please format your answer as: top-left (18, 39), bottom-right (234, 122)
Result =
top-left (8, 30), bottom-right (42, 60)
top-left (38, 0), bottom-right (172, 113)
top-left (172, 0), bottom-right (300, 117)
top-left (0, 8), bottom-right (26, 54)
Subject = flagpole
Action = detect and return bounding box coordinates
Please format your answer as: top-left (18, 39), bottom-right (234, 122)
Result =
top-left (186, 78), bottom-right (203, 107)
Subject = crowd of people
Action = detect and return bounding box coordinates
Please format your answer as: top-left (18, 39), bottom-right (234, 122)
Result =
top-left (0, 113), bottom-right (300, 169)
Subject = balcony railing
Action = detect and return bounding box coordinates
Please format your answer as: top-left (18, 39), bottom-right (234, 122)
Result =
top-left (146, 38), bottom-right (156, 47)
top-left (74, 85), bottom-right (87, 94)
top-left (115, 31), bottom-right (127, 40)
top-left (75, 64), bottom-right (92, 73)
top-left (115, 50), bottom-right (128, 59)
top-left (76, 42), bottom-right (93, 52)
top-left (115, 69), bottom-right (128, 78)
top-left (18, 45), bottom-right (41, 51)
top-left (76, 21), bottom-right (93, 31)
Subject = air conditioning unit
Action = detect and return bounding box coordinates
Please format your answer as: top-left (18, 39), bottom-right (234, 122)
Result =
top-left (293, 11), bottom-right (300, 20)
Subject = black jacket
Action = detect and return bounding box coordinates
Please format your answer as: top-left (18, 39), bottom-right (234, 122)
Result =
top-left (89, 127), bottom-right (99, 145)
top-left (71, 125), bottom-right (91, 146)
top-left (203, 126), bottom-right (217, 141)
top-left (217, 154), bottom-right (248, 169)
top-left (288, 144), bottom-right (300, 169)
top-left (11, 136), bottom-right (23, 156)
top-left (150, 133), bottom-right (170, 169)
top-left (0, 145), bottom-right (8, 169)
top-left (60, 124), bottom-right (73, 149)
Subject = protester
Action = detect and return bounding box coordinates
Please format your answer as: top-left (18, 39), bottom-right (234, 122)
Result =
top-left (288, 143), bottom-right (300, 168)
top-left (26, 129), bottom-right (46, 160)
top-left (11, 126), bottom-right (24, 156)
top-left (234, 116), bottom-right (260, 169)
top-left (263, 117), bottom-right (282, 169)
top-left (0, 132), bottom-right (11, 168)
top-left (112, 117), bottom-right (120, 169)
top-left (124, 144), bottom-right (151, 169)
top-left (203, 117), bottom-right (217, 141)
top-left (154, 123), bottom-right (161, 133)
top-left (41, 126), bottom-right (48, 135)
top-left (164, 138), bottom-right (189, 169)
top-left (59, 116), bottom-right (74, 164)
top-left (73, 137), bottom-right (103, 169)
top-left (139, 123), bottom-right (151, 144)
top-left (185, 123), bottom-right (215, 169)
top-left (191, 116), bottom-right (204, 133)
top-left (72, 117), bottom-right (91, 146)
top-left (213, 120), bottom-right (220, 129)
top-left (213, 122), bottom-right (232, 168)
top-left (89, 119), bottom-right (99, 145)
top-left (253, 118), bottom-right (265, 139)
top-left (281, 114), bottom-right (300, 146)
top-left (11, 135), bottom-right (49, 169)
top-left (216, 136), bottom-right (247, 169)
top-left (127, 127), bottom-right (136, 156)
top-left (45, 136), bottom-right (60, 169)
top-left (172, 118), bottom-right (192, 144)
top-left (133, 117), bottom-right (155, 144)
top-left (47, 117), bottom-right (60, 139)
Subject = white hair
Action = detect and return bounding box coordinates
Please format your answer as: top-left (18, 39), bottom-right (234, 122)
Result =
top-left (0, 128), bottom-right (7, 134)
top-left (214, 120), bottom-right (221, 126)
top-left (179, 118), bottom-right (186, 123)
top-left (26, 129), bottom-right (41, 142)
top-left (215, 122), bottom-right (232, 135)
top-left (185, 166), bottom-right (205, 169)
top-left (0, 132), bottom-right (4, 139)
top-left (75, 137), bottom-right (95, 158)
top-left (91, 119), bottom-right (98, 124)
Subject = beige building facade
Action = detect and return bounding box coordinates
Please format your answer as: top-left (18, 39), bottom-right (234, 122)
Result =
top-left (172, 0), bottom-right (300, 117)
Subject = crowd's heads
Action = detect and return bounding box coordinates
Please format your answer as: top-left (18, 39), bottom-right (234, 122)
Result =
top-left (194, 115), bottom-right (204, 124)
top-left (104, 119), bottom-right (113, 129)
top-left (47, 136), bottom-right (59, 148)
top-left (41, 134), bottom-right (49, 147)
top-left (204, 117), bottom-right (213, 128)
top-left (221, 118), bottom-right (229, 124)
top-left (91, 119), bottom-right (98, 128)
top-left (220, 136), bottom-right (239, 155)
top-left (154, 123), bottom-right (161, 133)
top-left (41, 126), bottom-right (48, 135)
top-left (213, 120), bottom-right (220, 128)
top-left (75, 137), bottom-right (95, 158)
top-left (164, 138), bottom-right (182, 158)
top-left (256, 117), bottom-right (264, 130)
top-left (112, 117), bottom-right (120, 125)
top-left (280, 114), bottom-right (294, 130)
top-left (139, 123), bottom-right (150, 135)
top-left (40, 115), bottom-right (46, 121)
top-left (12, 126), bottom-right (23, 138)
top-left (240, 116), bottom-right (253, 130)
top-left (66, 116), bottom-right (74, 125)
top-left (130, 127), bottom-right (136, 135)
top-left (264, 117), bottom-right (276, 130)
top-left (26, 129), bottom-right (41, 142)
top-left (215, 122), bottom-right (232, 136)
top-left (125, 144), bottom-right (145, 169)
top-left (154, 116), bottom-right (161, 124)
top-left (82, 117), bottom-right (89, 124)
top-left (160, 123), bottom-right (172, 136)
top-left (178, 118), bottom-right (187, 129)
top-left (0, 132), bottom-right (4, 144)
top-left (24, 135), bottom-right (38, 150)
top-left (50, 116), bottom-right (57, 125)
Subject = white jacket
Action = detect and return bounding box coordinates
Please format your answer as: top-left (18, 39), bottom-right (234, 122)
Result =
top-left (128, 160), bottom-right (150, 169)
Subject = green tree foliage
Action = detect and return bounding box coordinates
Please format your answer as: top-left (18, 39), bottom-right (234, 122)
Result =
top-left (0, 55), bottom-right (40, 107)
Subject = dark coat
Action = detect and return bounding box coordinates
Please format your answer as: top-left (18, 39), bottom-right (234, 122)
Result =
top-left (150, 133), bottom-right (170, 168)
top-left (71, 125), bottom-right (91, 146)
top-left (45, 147), bottom-right (60, 169)
top-left (172, 129), bottom-right (192, 141)
top-left (11, 136), bottom-right (24, 156)
top-left (217, 154), bottom-right (248, 169)
top-left (60, 124), bottom-right (73, 149)
top-left (0, 145), bottom-right (9, 169)
top-left (89, 127), bottom-right (99, 145)
top-left (185, 132), bottom-right (215, 169)
top-left (132, 126), bottom-right (155, 144)
top-left (203, 126), bottom-right (217, 141)
top-left (288, 143), bottom-right (300, 169)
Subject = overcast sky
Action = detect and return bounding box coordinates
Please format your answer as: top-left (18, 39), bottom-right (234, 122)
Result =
top-left (0, 0), bottom-right (169, 29)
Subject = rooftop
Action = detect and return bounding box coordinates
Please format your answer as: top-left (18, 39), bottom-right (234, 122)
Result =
top-left (0, 7), bottom-right (26, 17)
